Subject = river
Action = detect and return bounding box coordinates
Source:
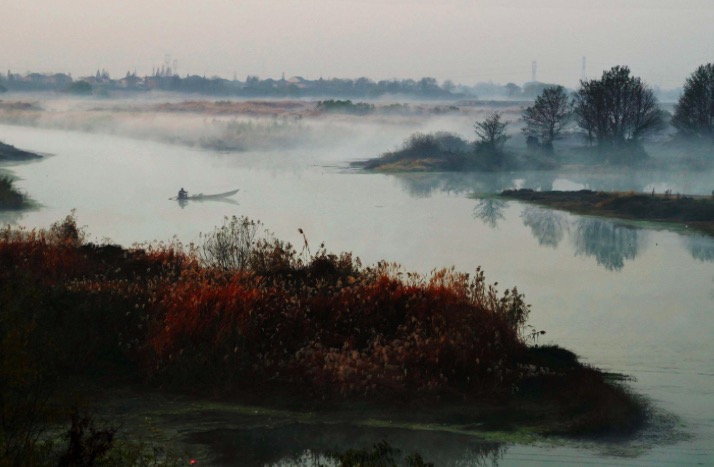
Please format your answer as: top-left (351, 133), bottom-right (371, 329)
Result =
top-left (2, 123), bottom-right (713, 465)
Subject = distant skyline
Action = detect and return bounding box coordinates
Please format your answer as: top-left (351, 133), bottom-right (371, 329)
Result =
top-left (3, 0), bottom-right (713, 89)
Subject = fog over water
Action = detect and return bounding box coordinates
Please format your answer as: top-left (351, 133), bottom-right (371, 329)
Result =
top-left (1, 103), bottom-right (713, 463)
top-left (3, 0), bottom-right (714, 463)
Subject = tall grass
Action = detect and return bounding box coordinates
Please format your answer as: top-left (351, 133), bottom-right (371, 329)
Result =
top-left (1, 214), bottom-right (530, 400)
top-left (1, 213), bottom-right (644, 455)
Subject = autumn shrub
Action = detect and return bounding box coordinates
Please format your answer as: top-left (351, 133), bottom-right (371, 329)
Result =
top-left (2, 214), bottom-right (532, 404)
top-left (145, 245), bottom-right (530, 399)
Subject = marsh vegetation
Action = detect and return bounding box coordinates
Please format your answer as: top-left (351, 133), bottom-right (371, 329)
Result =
top-left (0, 214), bottom-right (648, 464)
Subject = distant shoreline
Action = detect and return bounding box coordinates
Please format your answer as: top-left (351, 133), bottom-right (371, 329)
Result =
top-left (500, 189), bottom-right (714, 236)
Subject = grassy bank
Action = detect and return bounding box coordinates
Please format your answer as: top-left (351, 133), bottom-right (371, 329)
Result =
top-left (501, 189), bottom-right (714, 236)
top-left (0, 215), bottom-right (646, 464)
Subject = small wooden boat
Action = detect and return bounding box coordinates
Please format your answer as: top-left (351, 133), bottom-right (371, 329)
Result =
top-left (170, 188), bottom-right (239, 201)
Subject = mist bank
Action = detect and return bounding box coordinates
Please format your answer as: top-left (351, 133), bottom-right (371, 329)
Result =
top-left (1, 93), bottom-right (710, 177)
top-left (0, 95), bottom-right (521, 158)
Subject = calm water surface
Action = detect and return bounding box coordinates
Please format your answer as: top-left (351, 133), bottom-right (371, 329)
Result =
top-left (2, 124), bottom-right (713, 465)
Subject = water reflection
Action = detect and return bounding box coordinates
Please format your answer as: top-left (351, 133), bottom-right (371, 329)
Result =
top-left (390, 172), bottom-right (521, 198)
top-left (176, 197), bottom-right (240, 209)
top-left (684, 235), bottom-right (714, 262)
top-left (573, 219), bottom-right (644, 271)
top-left (472, 199), bottom-right (507, 228)
top-left (186, 423), bottom-right (507, 467)
top-left (468, 197), bottom-right (650, 271)
top-left (386, 169), bottom-right (714, 199)
top-left (521, 206), bottom-right (567, 248)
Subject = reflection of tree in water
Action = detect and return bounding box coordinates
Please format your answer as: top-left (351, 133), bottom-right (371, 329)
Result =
top-left (521, 207), bottom-right (567, 248)
top-left (393, 173), bottom-right (445, 198)
top-left (573, 219), bottom-right (643, 271)
top-left (685, 235), bottom-right (714, 262)
top-left (390, 172), bottom-right (519, 199)
top-left (473, 199), bottom-right (507, 228)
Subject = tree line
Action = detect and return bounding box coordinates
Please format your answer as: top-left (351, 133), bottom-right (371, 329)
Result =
top-left (370, 63), bottom-right (714, 172)
top-left (480, 63), bottom-right (714, 165)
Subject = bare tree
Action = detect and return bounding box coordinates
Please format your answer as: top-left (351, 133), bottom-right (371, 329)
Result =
top-left (199, 216), bottom-right (264, 271)
top-left (474, 112), bottom-right (509, 153)
top-left (672, 63), bottom-right (714, 140)
top-left (573, 66), bottom-right (663, 155)
top-left (521, 85), bottom-right (572, 152)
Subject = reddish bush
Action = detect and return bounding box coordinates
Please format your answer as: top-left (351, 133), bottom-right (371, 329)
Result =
top-left (1, 217), bottom-right (531, 401)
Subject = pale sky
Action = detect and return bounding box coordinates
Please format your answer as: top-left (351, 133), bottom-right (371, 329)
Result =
top-left (3, 0), bottom-right (713, 89)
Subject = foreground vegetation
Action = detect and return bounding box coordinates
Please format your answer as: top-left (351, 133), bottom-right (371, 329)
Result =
top-left (1, 215), bottom-right (646, 464)
top-left (501, 189), bottom-right (714, 236)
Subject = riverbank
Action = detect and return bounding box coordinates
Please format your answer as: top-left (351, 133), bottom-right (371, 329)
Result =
top-left (0, 215), bottom-right (647, 464)
top-left (501, 189), bottom-right (714, 236)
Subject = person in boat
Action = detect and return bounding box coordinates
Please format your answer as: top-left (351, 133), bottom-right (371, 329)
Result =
top-left (178, 187), bottom-right (188, 200)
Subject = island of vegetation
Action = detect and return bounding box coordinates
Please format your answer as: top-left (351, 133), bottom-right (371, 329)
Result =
top-left (1, 214), bottom-right (647, 464)
top-left (501, 189), bottom-right (714, 237)
top-left (357, 64), bottom-right (714, 173)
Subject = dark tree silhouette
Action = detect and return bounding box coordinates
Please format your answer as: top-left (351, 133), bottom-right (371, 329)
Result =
top-left (672, 63), bottom-right (714, 140)
top-left (474, 112), bottom-right (509, 152)
top-left (573, 66), bottom-right (663, 159)
top-left (521, 85), bottom-right (572, 152)
top-left (473, 112), bottom-right (510, 168)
